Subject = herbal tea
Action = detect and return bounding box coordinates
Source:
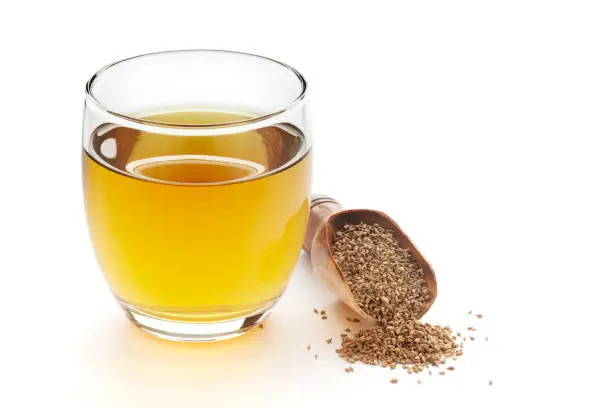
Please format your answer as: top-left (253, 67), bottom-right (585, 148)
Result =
top-left (83, 110), bottom-right (311, 322)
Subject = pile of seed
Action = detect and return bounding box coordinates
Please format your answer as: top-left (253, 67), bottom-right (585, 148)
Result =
top-left (337, 318), bottom-right (462, 371)
top-left (332, 223), bottom-right (432, 324)
top-left (331, 222), bottom-right (461, 371)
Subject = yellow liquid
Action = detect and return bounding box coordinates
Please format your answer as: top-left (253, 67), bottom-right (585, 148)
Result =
top-left (83, 111), bottom-right (311, 321)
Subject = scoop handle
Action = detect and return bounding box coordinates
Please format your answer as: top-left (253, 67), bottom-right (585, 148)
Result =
top-left (303, 195), bottom-right (344, 253)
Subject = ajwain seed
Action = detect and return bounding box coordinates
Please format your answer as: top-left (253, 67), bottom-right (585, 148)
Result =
top-left (331, 223), bottom-right (462, 375)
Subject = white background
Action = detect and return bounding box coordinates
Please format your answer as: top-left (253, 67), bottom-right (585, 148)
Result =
top-left (1, 1), bottom-right (611, 406)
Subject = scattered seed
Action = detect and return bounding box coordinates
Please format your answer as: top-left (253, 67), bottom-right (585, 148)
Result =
top-left (258, 323), bottom-right (264, 329)
top-left (341, 333), bottom-right (348, 338)
top-left (353, 318), bottom-right (361, 323)
top-left (320, 310), bottom-right (326, 316)
top-left (307, 345), bottom-right (311, 351)
top-left (468, 311), bottom-right (472, 315)
top-left (447, 366), bottom-right (455, 371)
top-left (326, 338), bottom-right (333, 344)
top-left (313, 308), bottom-right (319, 314)
top-left (476, 314), bottom-right (483, 319)
top-left (345, 328), bottom-right (351, 333)
top-left (470, 337), bottom-right (475, 341)
top-left (417, 380), bottom-right (422, 385)
top-left (439, 371), bottom-right (446, 376)
top-left (345, 367), bottom-right (354, 373)
top-left (489, 380), bottom-right (493, 386)
top-left (314, 354), bottom-right (318, 359)
top-left (321, 316), bottom-right (328, 320)
top-left (467, 327), bottom-right (476, 332)
top-left (390, 378), bottom-right (398, 384)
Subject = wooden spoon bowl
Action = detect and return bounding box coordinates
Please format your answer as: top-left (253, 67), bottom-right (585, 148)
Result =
top-left (304, 195), bottom-right (438, 322)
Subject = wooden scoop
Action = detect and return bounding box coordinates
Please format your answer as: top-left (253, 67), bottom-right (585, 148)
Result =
top-left (303, 195), bottom-right (438, 322)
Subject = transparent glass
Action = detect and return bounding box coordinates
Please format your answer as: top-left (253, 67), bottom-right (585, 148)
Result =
top-left (82, 50), bottom-right (311, 341)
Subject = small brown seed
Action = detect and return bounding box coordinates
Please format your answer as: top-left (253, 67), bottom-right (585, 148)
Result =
top-left (314, 354), bottom-right (318, 359)
top-left (439, 371), bottom-right (446, 376)
top-left (476, 314), bottom-right (483, 319)
top-left (321, 316), bottom-right (328, 320)
top-left (313, 308), bottom-right (319, 314)
top-left (390, 378), bottom-right (398, 384)
top-left (470, 336), bottom-right (475, 341)
top-left (345, 328), bottom-right (351, 333)
top-left (344, 367), bottom-right (354, 373)
top-left (330, 223), bottom-right (461, 373)
top-left (326, 338), bottom-right (333, 344)
top-left (307, 345), bottom-right (311, 351)
top-left (320, 310), bottom-right (326, 316)
top-left (447, 366), bottom-right (455, 371)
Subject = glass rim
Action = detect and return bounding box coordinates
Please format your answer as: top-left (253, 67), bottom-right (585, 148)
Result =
top-left (84, 49), bottom-right (308, 129)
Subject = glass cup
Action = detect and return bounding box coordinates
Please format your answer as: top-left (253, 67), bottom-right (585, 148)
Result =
top-left (82, 50), bottom-right (311, 341)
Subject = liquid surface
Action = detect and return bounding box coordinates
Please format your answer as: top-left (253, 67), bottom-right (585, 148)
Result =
top-left (128, 155), bottom-right (264, 184)
top-left (83, 111), bottom-right (311, 321)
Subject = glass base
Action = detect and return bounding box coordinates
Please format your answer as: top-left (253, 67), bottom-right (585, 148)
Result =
top-left (121, 302), bottom-right (272, 342)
